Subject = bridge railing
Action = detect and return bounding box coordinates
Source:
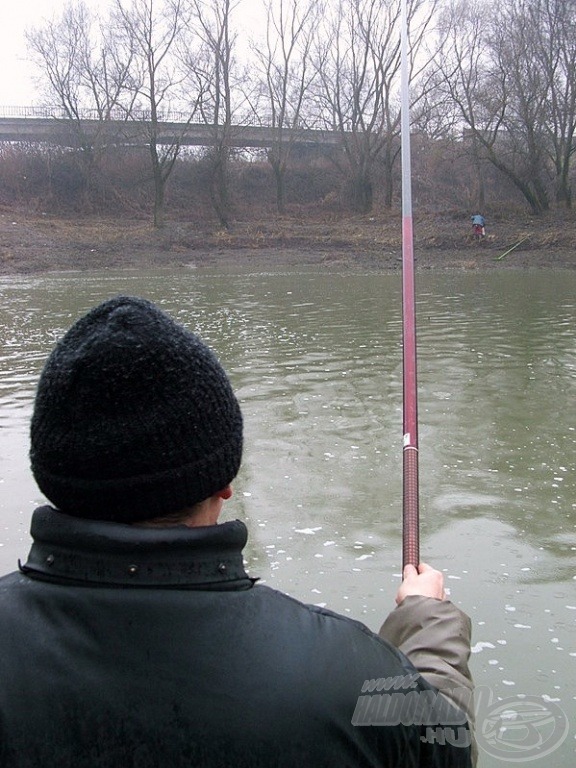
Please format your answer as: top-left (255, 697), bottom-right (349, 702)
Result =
top-left (0, 105), bottom-right (202, 121)
top-left (0, 106), bottom-right (58, 118)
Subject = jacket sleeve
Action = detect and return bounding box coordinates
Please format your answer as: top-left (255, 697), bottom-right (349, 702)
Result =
top-left (379, 595), bottom-right (477, 766)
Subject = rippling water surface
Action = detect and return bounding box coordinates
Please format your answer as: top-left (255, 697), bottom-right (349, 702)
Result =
top-left (0, 267), bottom-right (574, 765)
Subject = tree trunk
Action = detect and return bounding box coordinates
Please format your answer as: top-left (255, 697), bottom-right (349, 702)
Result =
top-left (268, 152), bottom-right (286, 215)
top-left (150, 142), bottom-right (165, 229)
top-left (350, 175), bottom-right (373, 214)
top-left (209, 149), bottom-right (230, 229)
top-left (153, 176), bottom-right (165, 228)
top-left (555, 170), bottom-right (572, 208)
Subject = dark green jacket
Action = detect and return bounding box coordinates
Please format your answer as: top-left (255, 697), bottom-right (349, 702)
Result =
top-left (0, 506), bottom-right (472, 767)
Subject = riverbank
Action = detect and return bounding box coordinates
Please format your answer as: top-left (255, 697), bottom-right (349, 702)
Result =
top-left (1, 206), bottom-right (574, 273)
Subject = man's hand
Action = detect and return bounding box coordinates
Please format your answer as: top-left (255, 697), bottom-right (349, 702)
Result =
top-left (395, 562), bottom-right (446, 605)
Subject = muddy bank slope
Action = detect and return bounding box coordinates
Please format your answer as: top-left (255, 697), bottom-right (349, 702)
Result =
top-left (1, 207), bottom-right (574, 274)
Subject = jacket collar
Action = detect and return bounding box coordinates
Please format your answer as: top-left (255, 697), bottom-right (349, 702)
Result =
top-left (20, 506), bottom-right (254, 589)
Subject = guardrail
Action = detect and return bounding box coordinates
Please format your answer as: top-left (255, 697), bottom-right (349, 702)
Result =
top-left (0, 106), bottom-right (194, 121)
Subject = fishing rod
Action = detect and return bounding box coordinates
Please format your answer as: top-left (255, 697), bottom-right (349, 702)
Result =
top-left (400, 0), bottom-right (419, 569)
top-left (494, 236), bottom-right (529, 261)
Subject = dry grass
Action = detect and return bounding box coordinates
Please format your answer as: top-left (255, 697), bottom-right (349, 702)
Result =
top-left (0, 204), bottom-right (574, 274)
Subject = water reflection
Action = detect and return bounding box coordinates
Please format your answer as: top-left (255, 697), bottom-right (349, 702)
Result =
top-left (0, 267), bottom-right (574, 767)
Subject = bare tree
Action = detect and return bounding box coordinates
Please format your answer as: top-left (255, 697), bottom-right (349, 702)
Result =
top-left (26, 0), bottom-right (134, 209)
top-left (438, 0), bottom-right (555, 214)
top-left (433, 0), bottom-right (492, 210)
top-left (494, 0), bottom-right (551, 212)
top-left (534, 0), bottom-right (576, 207)
top-left (113, 0), bottom-right (194, 227)
top-left (312, 0), bottom-right (434, 213)
top-left (180, 0), bottom-right (241, 228)
top-left (252, 0), bottom-right (321, 214)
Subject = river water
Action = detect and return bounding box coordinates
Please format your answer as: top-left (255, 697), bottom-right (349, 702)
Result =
top-left (0, 266), bottom-right (574, 765)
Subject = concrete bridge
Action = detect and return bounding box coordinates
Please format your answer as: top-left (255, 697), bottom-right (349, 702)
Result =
top-left (0, 108), bottom-right (341, 149)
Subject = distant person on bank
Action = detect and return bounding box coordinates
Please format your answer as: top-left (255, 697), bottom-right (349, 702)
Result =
top-left (471, 213), bottom-right (486, 239)
top-left (0, 296), bottom-right (475, 767)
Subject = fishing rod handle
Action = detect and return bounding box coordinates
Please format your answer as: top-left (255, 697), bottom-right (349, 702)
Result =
top-left (402, 446), bottom-right (420, 569)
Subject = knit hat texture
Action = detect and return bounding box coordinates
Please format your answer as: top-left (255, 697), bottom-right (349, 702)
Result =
top-left (30, 296), bottom-right (243, 522)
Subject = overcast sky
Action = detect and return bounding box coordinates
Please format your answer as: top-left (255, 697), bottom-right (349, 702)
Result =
top-left (0, 1), bottom-right (97, 105)
top-left (0, 0), bottom-right (263, 107)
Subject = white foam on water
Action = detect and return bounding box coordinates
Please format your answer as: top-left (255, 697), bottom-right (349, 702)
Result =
top-left (471, 641), bottom-right (496, 653)
top-left (294, 527), bottom-right (322, 535)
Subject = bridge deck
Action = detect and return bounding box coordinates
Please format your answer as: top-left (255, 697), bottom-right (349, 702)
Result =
top-left (0, 116), bottom-right (342, 149)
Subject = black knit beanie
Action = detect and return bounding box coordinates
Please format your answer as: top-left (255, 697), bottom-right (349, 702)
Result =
top-left (30, 296), bottom-right (243, 523)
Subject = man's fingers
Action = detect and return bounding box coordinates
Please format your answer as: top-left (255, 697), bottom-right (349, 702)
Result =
top-left (403, 564), bottom-right (418, 579)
